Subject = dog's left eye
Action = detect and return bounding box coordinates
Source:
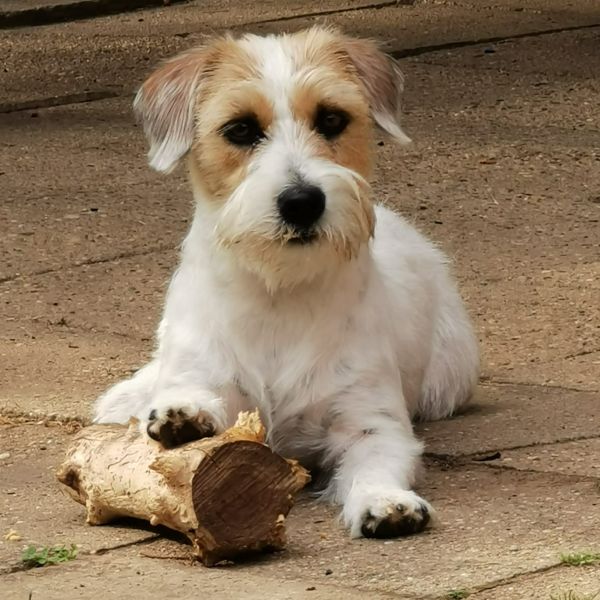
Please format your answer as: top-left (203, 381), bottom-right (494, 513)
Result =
top-left (315, 107), bottom-right (350, 139)
top-left (221, 117), bottom-right (265, 147)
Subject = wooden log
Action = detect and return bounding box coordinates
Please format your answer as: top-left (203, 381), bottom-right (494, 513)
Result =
top-left (56, 411), bottom-right (309, 566)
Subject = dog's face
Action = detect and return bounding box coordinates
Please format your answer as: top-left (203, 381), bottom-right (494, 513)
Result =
top-left (135, 27), bottom-right (409, 290)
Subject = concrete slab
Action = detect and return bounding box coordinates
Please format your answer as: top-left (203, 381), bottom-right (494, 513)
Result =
top-left (492, 438), bottom-right (600, 479)
top-left (418, 383), bottom-right (600, 457)
top-left (2, 0), bottom-right (599, 107)
top-left (3, 552), bottom-right (395, 600)
top-left (0, 98), bottom-right (188, 280)
top-left (0, 1), bottom-right (393, 107)
top-left (2, 0), bottom-right (78, 8)
top-left (0, 0), bottom-right (190, 30)
top-left (1, 252), bottom-right (173, 338)
top-left (0, 322), bottom-right (148, 419)
top-left (2, 423), bottom-right (600, 598)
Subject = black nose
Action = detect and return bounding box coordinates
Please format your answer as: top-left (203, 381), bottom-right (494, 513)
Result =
top-left (277, 184), bottom-right (325, 232)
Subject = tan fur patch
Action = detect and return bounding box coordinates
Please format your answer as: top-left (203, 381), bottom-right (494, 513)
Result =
top-left (188, 39), bottom-right (273, 200)
top-left (288, 27), bottom-right (408, 142)
top-left (287, 33), bottom-right (374, 178)
top-left (291, 73), bottom-right (372, 178)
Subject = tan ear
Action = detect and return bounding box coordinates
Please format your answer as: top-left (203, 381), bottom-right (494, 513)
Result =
top-left (343, 38), bottom-right (411, 144)
top-left (134, 46), bottom-right (211, 173)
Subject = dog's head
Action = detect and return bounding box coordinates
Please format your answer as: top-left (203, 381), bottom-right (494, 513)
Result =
top-left (135, 27), bottom-right (409, 290)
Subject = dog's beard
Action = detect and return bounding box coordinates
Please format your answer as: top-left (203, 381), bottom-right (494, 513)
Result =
top-left (214, 161), bottom-right (374, 292)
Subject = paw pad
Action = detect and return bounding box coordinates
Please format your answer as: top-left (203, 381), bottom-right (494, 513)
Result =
top-left (147, 409), bottom-right (216, 448)
top-left (361, 502), bottom-right (430, 539)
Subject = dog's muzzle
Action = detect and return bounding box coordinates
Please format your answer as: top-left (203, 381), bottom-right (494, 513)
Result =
top-left (277, 184), bottom-right (325, 242)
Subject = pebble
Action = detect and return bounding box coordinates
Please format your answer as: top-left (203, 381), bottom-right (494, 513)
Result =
top-left (4, 529), bottom-right (21, 542)
top-left (0, 452), bottom-right (10, 460)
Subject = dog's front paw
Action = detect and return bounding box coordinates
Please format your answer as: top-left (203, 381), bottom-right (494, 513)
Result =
top-left (146, 405), bottom-right (217, 448)
top-left (345, 488), bottom-right (433, 539)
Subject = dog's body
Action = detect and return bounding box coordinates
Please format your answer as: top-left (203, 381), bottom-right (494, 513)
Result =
top-left (94, 27), bottom-right (479, 538)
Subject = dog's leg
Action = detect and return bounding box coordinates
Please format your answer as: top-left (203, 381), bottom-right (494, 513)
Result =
top-left (94, 359), bottom-right (160, 424)
top-left (94, 343), bottom-right (234, 448)
top-left (92, 359), bottom-right (226, 448)
top-left (323, 388), bottom-right (431, 538)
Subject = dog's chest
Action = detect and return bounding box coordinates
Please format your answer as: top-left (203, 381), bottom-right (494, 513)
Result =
top-left (230, 315), bottom-right (338, 460)
top-left (233, 308), bottom-right (331, 393)
top-left (222, 292), bottom-right (352, 417)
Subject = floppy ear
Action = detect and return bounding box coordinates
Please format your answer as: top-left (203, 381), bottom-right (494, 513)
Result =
top-left (343, 38), bottom-right (411, 144)
top-left (134, 46), bottom-right (211, 173)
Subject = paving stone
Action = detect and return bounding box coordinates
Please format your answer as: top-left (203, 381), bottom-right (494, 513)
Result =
top-left (3, 552), bottom-right (395, 600)
top-left (1, 252), bottom-right (173, 339)
top-left (0, 98), bottom-right (188, 281)
top-left (3, 423), bottom-right (599, 597)
top-left (2, 0), bottom-right (600, 107)
top-left (0, 323), bottom-right (148, 419)
top-left (492, 438), bottom-right (600, 479)
top-left (418, 384), bottom-right (600, 457)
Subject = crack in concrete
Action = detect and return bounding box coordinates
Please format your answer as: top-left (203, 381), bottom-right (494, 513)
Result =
top-left (90, 533), bottom-right (163, 555)
top-left (0, 90), bottom-right (121, 114)
top-left (0, 243), bottom-right (177, 285)
top-left (419, 563), bottom-right (563, 600)
top-left (426, 433), bottom-right (600, 465)
top-left (7, 316), bottom-right (153, 343)
top-left (475, 460), bottom-right (600, 483)
top-left (239, 0), bottom-right (415, 27)
top-left (565, 347), bottom-right (600, 360)
top-left (0, 0), bottom-right (189, 30)
top-left (480, 378), bottom-right (597, 394)
top-left (424, 526), bottom-right (600, 598)
top-left (461, 560), bottom-right (592, 599)
top-left (392, 22), bottom-right (600, 59)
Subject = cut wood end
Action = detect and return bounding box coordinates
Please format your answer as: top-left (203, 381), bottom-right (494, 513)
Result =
top-left (188, 439), bottom-right (310, 565)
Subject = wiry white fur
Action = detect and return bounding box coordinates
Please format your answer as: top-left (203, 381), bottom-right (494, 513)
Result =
top-left (95, 29), bottom-right (479, 538)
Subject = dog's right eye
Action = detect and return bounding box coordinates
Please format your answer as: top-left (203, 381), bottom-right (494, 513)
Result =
top-left (221, 117), bottom-right (265, 147)
top-left (314, 106), bottom-right (350, 140)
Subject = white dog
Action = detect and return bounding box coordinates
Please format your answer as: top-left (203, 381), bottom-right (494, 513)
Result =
top-left (94, 27), bottom-right (479, 539)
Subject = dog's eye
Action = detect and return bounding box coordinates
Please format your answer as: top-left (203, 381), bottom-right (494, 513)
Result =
top-left (315, 107), bottom-right (350, 139)
top-left (221, 117), bottom-right (265, 147)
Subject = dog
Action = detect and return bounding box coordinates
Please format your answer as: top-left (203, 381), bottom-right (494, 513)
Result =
top-left (94, 26), bottom-right (479, 539)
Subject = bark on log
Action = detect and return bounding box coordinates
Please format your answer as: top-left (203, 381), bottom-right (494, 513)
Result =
top-left (56, 411), bottom-right (309, 566)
